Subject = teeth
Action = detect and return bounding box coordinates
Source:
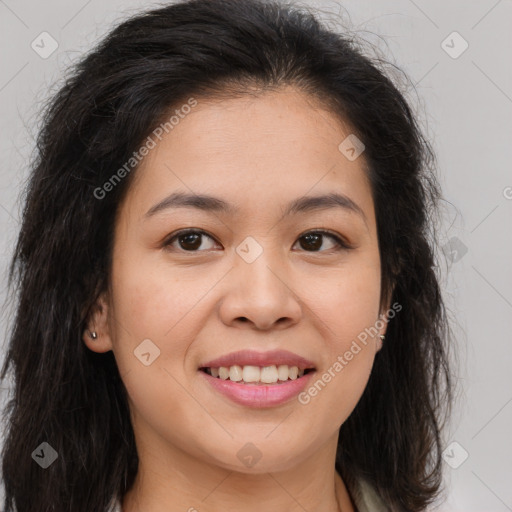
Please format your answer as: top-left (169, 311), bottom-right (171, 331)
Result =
top-left (205, 364), bottom-right (308, 383)
top-left (242, 365), bottom-right (260, 383)
top-left (229, 365), bottom-right (243, 382)
top-left (277, 364), bottom-right (289, 381)
top-left (261, 365), bottom-right (278, 383)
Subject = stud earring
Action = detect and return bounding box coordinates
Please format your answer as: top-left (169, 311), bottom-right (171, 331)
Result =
top-left (88, 330), bottom-right (98, 340)
top-left (379, 334), bottom-right (385, 341)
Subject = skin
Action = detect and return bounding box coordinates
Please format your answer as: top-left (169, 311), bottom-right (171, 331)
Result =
top-left (84, 85), bottom-right (391, 512)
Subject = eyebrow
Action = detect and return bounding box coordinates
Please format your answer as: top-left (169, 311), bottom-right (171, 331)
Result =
top-left (145, 191), bottom-right (367, 224)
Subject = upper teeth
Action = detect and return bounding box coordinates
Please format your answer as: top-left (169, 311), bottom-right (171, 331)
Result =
top-left (208, 365), bottom-right (307, 383)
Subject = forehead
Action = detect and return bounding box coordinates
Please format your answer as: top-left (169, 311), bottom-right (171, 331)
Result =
top-left (121, 87), bottom-right (375, 226)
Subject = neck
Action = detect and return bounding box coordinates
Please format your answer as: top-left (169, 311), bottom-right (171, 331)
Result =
top-left (121, 429), bottom-right (355, 512)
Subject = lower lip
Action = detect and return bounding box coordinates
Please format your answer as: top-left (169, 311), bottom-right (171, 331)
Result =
top-left (199, 370), bottom-right (315, 408)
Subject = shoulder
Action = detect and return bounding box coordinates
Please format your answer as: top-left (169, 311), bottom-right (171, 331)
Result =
top-left (109, 496), bottom-right (122, 512)
top-left (349, 476), bottom-right (391, 512)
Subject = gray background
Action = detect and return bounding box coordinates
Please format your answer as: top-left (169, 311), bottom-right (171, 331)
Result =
top-left (1, 0), bottom-right (511, 510)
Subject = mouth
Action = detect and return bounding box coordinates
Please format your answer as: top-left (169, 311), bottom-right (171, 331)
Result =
top-left (198, 364), bottom-right (317, 408)
top-left (199, 365), bottom-right (316, 385)
top-left (197, 349), bottom-right (317, 406)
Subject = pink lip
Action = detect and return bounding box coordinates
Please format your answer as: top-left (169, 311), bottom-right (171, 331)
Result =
top-left (199, 370), bottom-right (316, 408)
top-left (199, 349), bottom-right (316, 370)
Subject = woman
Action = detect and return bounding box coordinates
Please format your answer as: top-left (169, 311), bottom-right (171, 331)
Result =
top-left (0, 0), bottom-right (454, 510)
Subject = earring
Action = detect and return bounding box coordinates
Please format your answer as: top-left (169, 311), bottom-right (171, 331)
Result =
top-left (88, 330), bottom-right (98, 340)
top-left (379, 334), bottom-right (385, 342)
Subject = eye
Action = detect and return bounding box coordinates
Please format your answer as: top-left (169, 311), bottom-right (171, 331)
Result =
top-left (293, 230), bottom-right (352, 252)
top-left (163, 229), bottom-right (219, 252)
top-left (163, 228), bottom-right (352, 253)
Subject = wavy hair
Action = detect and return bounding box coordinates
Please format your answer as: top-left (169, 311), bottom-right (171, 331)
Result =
top-left (1, 0), bottom-right (453, 510)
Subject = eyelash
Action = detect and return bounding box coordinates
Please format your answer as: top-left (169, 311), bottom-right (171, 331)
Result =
top-left (162, 228), bottom-right (353, 253)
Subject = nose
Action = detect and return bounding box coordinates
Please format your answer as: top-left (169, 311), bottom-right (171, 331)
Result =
top-left (218, 248), bottom-right (303, 331)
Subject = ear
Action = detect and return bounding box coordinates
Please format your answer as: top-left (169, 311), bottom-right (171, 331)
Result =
top-left (82, 292), bottom-right (114, 353)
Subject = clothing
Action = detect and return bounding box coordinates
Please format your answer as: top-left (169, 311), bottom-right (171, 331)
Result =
top-left (350, 476), bottom-right (390, 511)
top-left (109, 476), bottom-right (389, 511)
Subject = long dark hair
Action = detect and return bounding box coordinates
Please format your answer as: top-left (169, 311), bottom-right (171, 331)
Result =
top-left (1, 0), bottom-right (454, 510)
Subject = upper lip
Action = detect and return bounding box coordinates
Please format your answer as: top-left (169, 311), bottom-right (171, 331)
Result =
top-left (199, 349), bottom-right (316, 370)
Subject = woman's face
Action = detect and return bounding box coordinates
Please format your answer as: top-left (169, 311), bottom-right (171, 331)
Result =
top-left (86, 86), bottom-right (388, 474)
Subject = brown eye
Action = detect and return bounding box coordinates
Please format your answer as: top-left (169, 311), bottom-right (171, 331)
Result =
top-left (164, 229), bottom-right (218, 252)
top-left (295, 230), bottom-right (351, 252)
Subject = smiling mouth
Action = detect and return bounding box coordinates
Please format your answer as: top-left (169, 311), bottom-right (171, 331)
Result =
top-left (199, 365), bottom-right (315, 385)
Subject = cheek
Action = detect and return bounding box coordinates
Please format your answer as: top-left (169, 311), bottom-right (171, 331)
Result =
top-left (109, 251), bottom-right (221, 383)
top-left (305, 254), bottom-right (382, 344)
top-left (299, 348), bottom-right (374, 437)
top-left (109, 257), bottom-right (217, 446)
top-left (110, 248), bottom-right (203, 337)
top-left (121, 363), bottom-right (221, 467)
top-left (297, 256), bottom-right (381, 421)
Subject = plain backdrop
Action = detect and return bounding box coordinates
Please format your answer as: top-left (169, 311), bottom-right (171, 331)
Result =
top-left (0, 0), bottom-right (511, 510)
